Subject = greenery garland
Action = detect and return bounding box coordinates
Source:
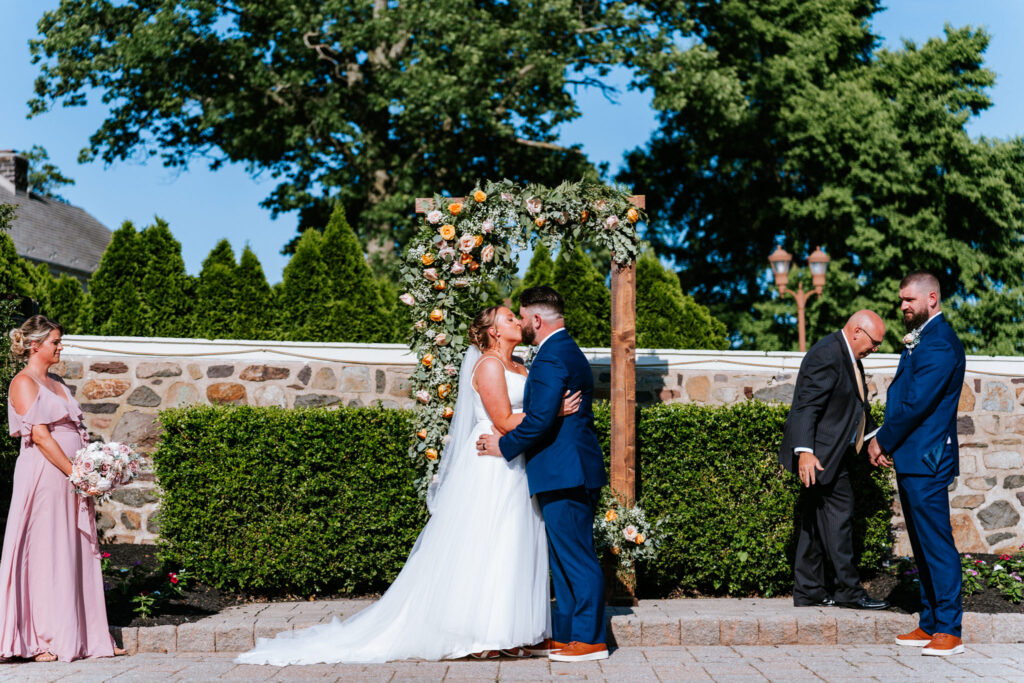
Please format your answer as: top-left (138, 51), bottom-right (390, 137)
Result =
top-left (400, 179), bottom-right (643, 488)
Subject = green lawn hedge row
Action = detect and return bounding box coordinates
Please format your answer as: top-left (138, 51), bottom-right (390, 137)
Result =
top-left (153, 401), bottom-right (894, 597)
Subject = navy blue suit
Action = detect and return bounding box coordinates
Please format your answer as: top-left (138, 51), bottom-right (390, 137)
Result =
top-left (499, 329), bottom-right (607, 644)
top-left (876, 313), bottom-right (965, 637)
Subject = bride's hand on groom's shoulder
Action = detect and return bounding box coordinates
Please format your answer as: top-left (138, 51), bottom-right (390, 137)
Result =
top-left (476, 428), bottom-right (501, 457)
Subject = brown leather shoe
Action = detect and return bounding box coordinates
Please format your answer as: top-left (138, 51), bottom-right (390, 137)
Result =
top-left (922, 633), bottom-right (964, 656)
top-left (525, 638), bottom-right (567, 656)
top-left (548, 641), bottom-right (609, 662)
top-left (895, 627), bottom-right (933, 647)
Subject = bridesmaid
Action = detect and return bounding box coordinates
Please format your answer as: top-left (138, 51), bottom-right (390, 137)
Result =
top-left (1, 315), bottom-right (125, 662)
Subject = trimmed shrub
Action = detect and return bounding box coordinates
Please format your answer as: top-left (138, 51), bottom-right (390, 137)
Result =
top-left (153, 405), bottom-right (427, 594)
top-left (152, 401), bottom-right (894, 597)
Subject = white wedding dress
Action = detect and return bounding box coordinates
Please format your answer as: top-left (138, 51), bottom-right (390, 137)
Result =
top-left (236, 354), bottom-right (549, 665)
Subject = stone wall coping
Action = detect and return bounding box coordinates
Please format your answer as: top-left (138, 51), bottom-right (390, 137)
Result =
top-left (61, 335), bottom-right (1024, 376)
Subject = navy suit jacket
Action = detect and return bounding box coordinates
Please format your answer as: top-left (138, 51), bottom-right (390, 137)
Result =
top-left (876, 314), bottom-right (965, 476)
top-left (498, 330), bottom-right (607, 496)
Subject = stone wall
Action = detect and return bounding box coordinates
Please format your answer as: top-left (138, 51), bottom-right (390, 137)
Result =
top-left (55, 336), bottom-right (1024, 554)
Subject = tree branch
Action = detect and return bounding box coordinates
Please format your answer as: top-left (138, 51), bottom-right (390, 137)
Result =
top-left (515, 138), bottom-right (583, 154)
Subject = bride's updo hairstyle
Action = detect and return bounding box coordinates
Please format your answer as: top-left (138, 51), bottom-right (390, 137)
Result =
top-left (8, 315), bottom-right (64, 361)
top-left (467, 306), bottom-right (502, 350)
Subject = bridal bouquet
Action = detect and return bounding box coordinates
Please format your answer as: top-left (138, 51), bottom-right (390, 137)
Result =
top-left (68, 441), bottom-right (141, 501)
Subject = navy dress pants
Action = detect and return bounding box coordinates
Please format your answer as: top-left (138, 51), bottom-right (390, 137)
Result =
top-left (897, 447), bottom-right (962, 637)
top-left (535, 486), bottom-right (606, 645)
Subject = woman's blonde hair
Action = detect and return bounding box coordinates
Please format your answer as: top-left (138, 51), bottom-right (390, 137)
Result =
top-left (467, 306), bottom-right (502, 350)
top-left (8, 315), bottom-right (64, 361)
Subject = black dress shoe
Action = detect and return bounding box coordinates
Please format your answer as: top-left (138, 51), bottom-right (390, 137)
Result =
top-left (795, 597), bottom-right (835, 607)
top-left (838, 596), bottom-right (889, 610)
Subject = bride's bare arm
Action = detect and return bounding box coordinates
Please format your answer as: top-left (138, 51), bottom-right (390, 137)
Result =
top-left (473, 358), bottom-right (524, 435)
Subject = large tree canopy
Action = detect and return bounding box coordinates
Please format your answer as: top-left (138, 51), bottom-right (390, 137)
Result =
top-left (622, 0), bottom-right (1024, 352)
top-left (29, 0), bottom-right (639, 251)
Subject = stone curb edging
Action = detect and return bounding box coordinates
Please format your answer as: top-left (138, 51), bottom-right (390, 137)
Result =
top-left (110, 599), bottom-right (1024, 654)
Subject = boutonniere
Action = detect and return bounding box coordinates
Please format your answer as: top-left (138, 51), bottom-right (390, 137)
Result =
top-left (519, 346), bottom-right (537, 370)
top-left (903, 328), bottom-right (921, 350)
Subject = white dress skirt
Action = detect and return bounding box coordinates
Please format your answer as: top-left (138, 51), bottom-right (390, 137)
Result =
top-left (236, 369), bottom-right (549, 665)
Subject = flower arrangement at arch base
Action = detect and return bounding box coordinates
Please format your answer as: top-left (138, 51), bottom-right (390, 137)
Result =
top-left (399, 179), bottom-right (643, 490)
top-left (593, 491), bottom-right (665, 601)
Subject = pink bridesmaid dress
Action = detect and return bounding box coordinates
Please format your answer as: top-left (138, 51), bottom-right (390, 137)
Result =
top-left (1, 378), bottom-right (115, 661)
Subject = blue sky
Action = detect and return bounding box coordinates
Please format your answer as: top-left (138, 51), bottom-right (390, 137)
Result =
top-left (2, 1), bottom-right (1021, 284)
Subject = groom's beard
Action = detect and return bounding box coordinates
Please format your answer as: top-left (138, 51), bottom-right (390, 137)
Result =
top-left (520, 324), bottom-right (536, 345)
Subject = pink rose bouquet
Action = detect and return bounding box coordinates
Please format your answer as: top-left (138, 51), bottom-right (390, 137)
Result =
top-left (68, 441), bottom-right (141, 502)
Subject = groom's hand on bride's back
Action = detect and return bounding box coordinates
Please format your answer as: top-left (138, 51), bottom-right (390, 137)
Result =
top-left (476, 428), bottom-right (502, 457)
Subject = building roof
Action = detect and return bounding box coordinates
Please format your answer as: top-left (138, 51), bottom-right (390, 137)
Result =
top-left (0, 168), bottom-right (112, 280)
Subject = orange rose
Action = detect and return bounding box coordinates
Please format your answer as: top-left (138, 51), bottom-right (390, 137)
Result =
top-left (421, 252), bottom-right (435, 266)
top-left (581, 210), bottom-right (589, 222)
top-left (605, 510), bottom-right (617, 522)
top-left (460, 253), bottom-right (474, 264)
top-left (610, 546), bottom-right (621, 555)
top-left (535, 217), bottom-right (545, 228)
top-left (635, 533), bottom-right (645, 544)
top-left (473, 234), bottom-right (483, 247)
top-left (468, 261), bottom-right (480, 272)
top-left (433, 280), bottom-right (447, 291)
top-left (429, 309), bottom-right (444, 322)
top-left (437, 384), bottom-right (451, 399)
top-left (421, 353), bottom-right (434, 368)
top-left (442, 407), bottom-right (454, 419)
top-left (425, 448), bottom-right (439, 460)
top-left (473, 190), bottom-right (487, 203)
top-left (416, 429), bottom-right (427, 440)
top-left (627, 207), bottom-right (640, 223)
top-left (448, 202), bottom-right (462, 215)
top-left (440, 224), bottom-right (456, 241)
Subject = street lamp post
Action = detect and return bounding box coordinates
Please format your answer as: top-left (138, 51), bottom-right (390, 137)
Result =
top-left (768, 245), bottom-right (831, 352)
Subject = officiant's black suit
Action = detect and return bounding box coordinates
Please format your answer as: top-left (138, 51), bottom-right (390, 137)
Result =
top-left (779, 331), bottom-right (876, 605)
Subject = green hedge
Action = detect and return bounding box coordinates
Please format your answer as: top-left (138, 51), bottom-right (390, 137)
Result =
top-left (153, 401), bottom-right (893, 597)
top-left (153, 405), bottom-right (427, 594)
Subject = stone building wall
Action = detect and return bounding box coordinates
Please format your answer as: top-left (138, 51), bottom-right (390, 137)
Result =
top-left (54, 336), bottom-right (1024, 555)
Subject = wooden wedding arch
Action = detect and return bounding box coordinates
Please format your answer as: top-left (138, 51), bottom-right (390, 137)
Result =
top-left (405, 181), bottom-right (644, 506)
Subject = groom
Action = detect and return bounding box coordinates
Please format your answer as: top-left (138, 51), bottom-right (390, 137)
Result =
top-left (476, 286), bottom-right (608, 662)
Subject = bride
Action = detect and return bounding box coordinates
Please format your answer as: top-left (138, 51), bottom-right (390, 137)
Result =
top-left (237, 305), bottom-right (581, 665)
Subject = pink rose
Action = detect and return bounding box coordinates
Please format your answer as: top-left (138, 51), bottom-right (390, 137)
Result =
top-left (453, 279), bottom-right (470, 288)
top-left (526, 197), bottom-right (543, 215)
top-left (450, 262), bottom-right (466, 275)
top-left (400, 293), bottom-right (416, 306)
top-left (623, 525), bottom-right (638, 541)
top-left (594, 199), bottom-right (608, 211)
top-left (501, 192), bottom-right (514, 202)
top-left (415, 390), bottom-right (430, 404)
top-left (438, 245), bottom-right (456, 261)
top-left (604, 215), bottom-right (620, 230)
top-left (414, 320), bottom-right (427, 331)
top-left (81, 459), bottom-right (94, 473)
top-left (435, 332), bottom-right (449, 346)
top-left (481, 244), bottom-right (495, 263)
top-left (423, 268), bottom-right (439, 281)
top-left (458, 234), bottom-right (476, 253)
top-left (445, 364), bottom-right (457, 376)
top-left (481, 219), bottom-right (494, 234)
top-left (426, 209), bottom-right (443, 224)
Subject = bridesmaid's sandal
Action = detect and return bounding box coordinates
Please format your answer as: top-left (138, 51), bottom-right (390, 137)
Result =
top-left (33, 652), bottom-right (57, 663)
top-left (114, 647), bottom-right (128, 656)
top-left (500, 647), bottom-right (532, 658)
top-left (469, 650), bottom-right (501, 660)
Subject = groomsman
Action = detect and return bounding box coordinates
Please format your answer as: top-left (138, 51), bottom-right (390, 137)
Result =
top-left (779, 310), bottom-right (889, 610)
top-left (869, 271), bottom-right (966, 656)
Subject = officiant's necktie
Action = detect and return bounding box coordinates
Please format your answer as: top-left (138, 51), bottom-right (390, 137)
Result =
top-left (853, 360), bottom-right (866, 453)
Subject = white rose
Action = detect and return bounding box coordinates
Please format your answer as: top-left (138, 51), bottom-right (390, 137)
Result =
top-left (458, 234), bottom-right (476, 253)
top-left (604, 215), bottom-right (620, 230)
top-left (481, 219), bottom-right (494, 234)
top-left (426, 209), bottom-right (443, 224)
top-left (438, 245), bottom-right (456, 261)
top-left (423, 268), bottom-right (439, 281)
top-left (400, 293), bottom-right (416, 306)
top-left (526, 197), bottom-right (543, 215)
top-left (481, 245), bottom-right (495, 263)
top-left (623, 525), bottom-right (638, 541)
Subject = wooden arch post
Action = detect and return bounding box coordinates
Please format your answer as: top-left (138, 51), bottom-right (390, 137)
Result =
top-left (415, 195), bottom-right (644, 508)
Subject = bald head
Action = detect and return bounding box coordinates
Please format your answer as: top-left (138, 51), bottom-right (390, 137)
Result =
top-left (843, 310), bottom-right (885, 359)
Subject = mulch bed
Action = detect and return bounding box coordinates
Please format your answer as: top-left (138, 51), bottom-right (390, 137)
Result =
top-left (103, 544), bottom-right (1023, 627)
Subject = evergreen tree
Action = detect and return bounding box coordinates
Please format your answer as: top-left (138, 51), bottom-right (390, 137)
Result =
top-left (511, 242), bottom-right (557, 309)
top-left (375, 277), bottom-right (409, 344)
top-left (136, 219), bottom-right (195, 337)
top-left (82, 221), bottom-right (143, 335)
top-left (234, 246), bottom-right (276, 340)
top-left (194, 239), bottom-right (238, 339)
top-left (553, 246), bottom-right (610, 347)
top-left (277, 228), bottom-right (331, 341)
top-left (0, 231), bottom-right (24, 296)
top-left (636, 249), bottom-right (727, 350)
top-left (44, 274), bottom-right (85, 333)
top-left (320, 205), bottom-right (390, 342)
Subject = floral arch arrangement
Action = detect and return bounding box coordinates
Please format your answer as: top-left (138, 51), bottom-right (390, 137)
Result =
top-left (400, 178), bottom-right (644, 487)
